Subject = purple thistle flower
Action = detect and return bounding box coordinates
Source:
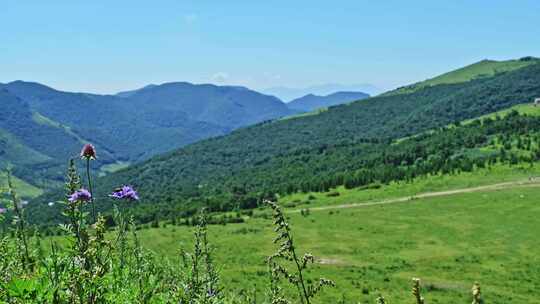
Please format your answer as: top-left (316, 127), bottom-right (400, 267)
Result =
top-left (0, 207), bottom-right (7, 214)
top-left (69, 189), bottom-right (92, 203)
top-left (80, 144), bottom-right (97, 160)
top-left (109, 185), bottom-right (139, 201)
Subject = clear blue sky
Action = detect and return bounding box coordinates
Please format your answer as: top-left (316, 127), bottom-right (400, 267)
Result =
top-left (1, 0), bottom-right (539, 94)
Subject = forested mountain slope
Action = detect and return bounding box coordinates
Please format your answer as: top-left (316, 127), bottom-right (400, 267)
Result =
top-left (0, 89), bottom-right (88, 188)
top-left (0, 81), bottom-right (294, 195)
top-left (28, 61), bottom-right (540, 225)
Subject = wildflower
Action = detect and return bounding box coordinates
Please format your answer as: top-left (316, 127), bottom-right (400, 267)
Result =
top-left (109, 185), bottom-right (139, 201)
top-left (68, 189), bottom-right (92, 203)
top-left (412, 278), bottom-right (425, 304)
top-left (80, 143), bottom-right (97, 160)
top-left (472, 282), bottom-right (482, 304)
top-left (80, 144), bottom-right (97, 221)
top-left (376, 295), bottom-right (387, 304)
top-left (0, 207), bottom-right (7, 214)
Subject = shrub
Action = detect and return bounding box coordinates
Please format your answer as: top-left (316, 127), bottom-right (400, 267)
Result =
top-left (326, 191), bottom-right (340, 197)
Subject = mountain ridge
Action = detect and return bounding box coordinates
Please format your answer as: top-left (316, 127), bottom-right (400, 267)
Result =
top-left (263, 83), bottom-right (381, 101)
top-left (287, 91), bottom-right (370, 112)
top-left (386, 57), bottom-right (540, 96)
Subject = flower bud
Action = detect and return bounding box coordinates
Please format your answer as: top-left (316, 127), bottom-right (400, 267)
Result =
top-left (80, 144), bottom-right (97, 160)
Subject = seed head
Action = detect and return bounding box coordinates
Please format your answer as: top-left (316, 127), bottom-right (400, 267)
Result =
top-left (472, 282), bottom-right (482, 304)
top-left (80, 144), bottom-right (97, 160)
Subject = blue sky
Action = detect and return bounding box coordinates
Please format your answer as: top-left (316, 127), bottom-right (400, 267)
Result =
top-left (1, 0), bottom-right (539, 94)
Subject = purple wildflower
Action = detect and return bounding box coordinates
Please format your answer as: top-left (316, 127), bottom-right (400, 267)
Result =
top-left (0, 207), bottom-right (7, 214)
top-left (80, 144), bottom-right (97, 160)
top-left (109, 185), bottom-right (139, 201)
top-left (69, 189), bottom-right (92, 203)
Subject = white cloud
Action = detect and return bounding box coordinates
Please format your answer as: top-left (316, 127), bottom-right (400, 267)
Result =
top-left (211, 72), bottom-right (229, 83)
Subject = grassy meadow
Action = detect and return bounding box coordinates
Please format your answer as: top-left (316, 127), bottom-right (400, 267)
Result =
top-left (387, 58), bottom-right (540, 96)
top-left (123, 164), bottom-right (540, 303)
top-left (459, 102), bottom-right (540, 127)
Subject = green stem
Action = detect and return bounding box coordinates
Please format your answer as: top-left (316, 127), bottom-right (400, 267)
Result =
top-left (290, 235), bottom-right (310, 304)
top-left (86, 159), bottom-right (96, 223)
top-left (7, 171), bottom-right (31, 270)
top-left (280, 210), bottom-right (310, 304)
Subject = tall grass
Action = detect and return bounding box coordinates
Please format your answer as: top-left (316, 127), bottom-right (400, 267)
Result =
top-left (0, 146), bottom-right (487, 303)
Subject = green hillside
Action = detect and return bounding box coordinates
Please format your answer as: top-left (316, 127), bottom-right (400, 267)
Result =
top-left (0, 128), bottom-right (51, 166)
top-left (387, 57), bottom-right (540, 96)
top-left (466, 102), bottom-right (540, 122)
top-left (0, 129), bottom-right (47, 198)
top-left (31, 111), bottom-right (89, 144)
top-left (28, 62), bottom-right (540, 225)
top-left (0, 88), bottom-right (103, 192)
top-left (0, 171), bottom-right (43, 198)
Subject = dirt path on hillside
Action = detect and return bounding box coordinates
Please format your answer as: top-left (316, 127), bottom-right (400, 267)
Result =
top-left (289, 178), bottom-right (540, 213)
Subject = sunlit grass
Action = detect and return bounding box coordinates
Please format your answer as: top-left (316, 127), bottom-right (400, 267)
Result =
top-left (132, 163), bottom-right (540, 303)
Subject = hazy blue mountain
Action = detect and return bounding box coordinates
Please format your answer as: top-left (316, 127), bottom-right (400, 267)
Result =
top-left (263, 83), bottom-right (381, 101)
top-left (125, 82), bottom-right (294, 129)
top-left (287, 91), bottom-right (369, 112)
top-left (115, 84), bottom-right (158, 98)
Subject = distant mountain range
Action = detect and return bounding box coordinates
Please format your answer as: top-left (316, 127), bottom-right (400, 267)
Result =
top-left (263, 83), bottom-right (381, 102)
top-left (122, 82), bottom-right (294, 129)
top-left (0, 81), bottom-right (295, 192)
top-left (287, 91), bottom-right (370, 112)
top-left (115, 84), bottom-right (158, 98)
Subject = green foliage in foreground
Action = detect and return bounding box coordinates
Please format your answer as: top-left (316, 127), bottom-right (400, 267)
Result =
top-left (1, 159), bottom-right (339, 303)
top-left (1, 159), bottom-right (515, 303)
